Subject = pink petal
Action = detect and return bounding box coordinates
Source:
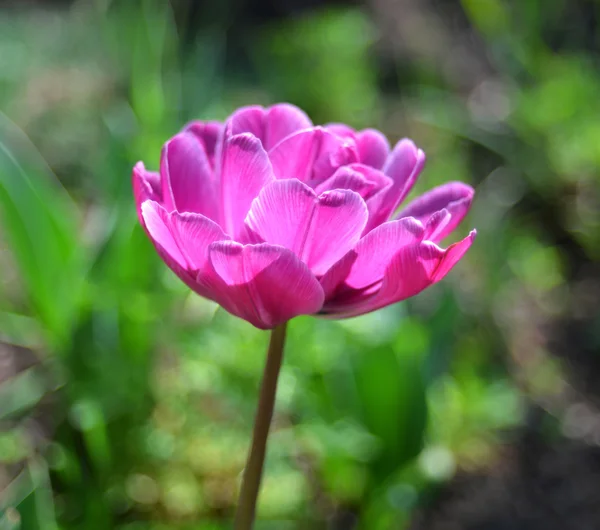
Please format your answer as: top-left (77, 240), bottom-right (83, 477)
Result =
top-left (314, 166), bottom-right (376, 198)
top-left (265, 104), bottom-right (313, 148)
top-left (183, 120), bottom-right (223, 166)
top-left (344, 218), bottom-right (427, 290)
top-left (324, 230), bottom-right (476, 317)
top-left (315, 164), bottom-right (394, 234)
top-left (142, 201), bottom-right (186, 269)
top-left (132, 162), bottom-right (161, 225)
top-left (374, 139), bottom-right (426, 225)
top-left (160, 131), bottom-right (218, 221)
top-left (219, 133), bottom-right (275, 238)
top-left (325, 123), bottom-right (355, 138)
top-left (338, 244), bottom-right (439, 317)
top-left (245, 179), bottom-right (368, 276)
top-left (227, 105), bottom-right (264, 139)
top-left (169, 213), bottom-right (230, 272)
top-left (423, 209), bottom-right (452, 241)
top-left (325, 125), bottom-right (390, 169)
top-left (227, 104), bottom-right (313, 150)
top-left (320, 217), bottom-right (425, 298)
top-left (356, 129), bottom-right (390, 169)
top-left (315, 164), bottom-right (392, 200)
top-left (207, 242), bottom-right (324, 329)
top-left (430, 230), bottom-right (477, 281)
top-left (319, 250), bottom-right (358, 300)
top-left (397, 181), bottom-right (475, 241)
top-left (141, 201), bottom-right (229, 299)
top-left (268, 127), bottom-right (359, 185)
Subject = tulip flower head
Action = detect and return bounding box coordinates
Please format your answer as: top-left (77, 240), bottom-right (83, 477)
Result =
top-left (133, 104), bottom-right (476, 329)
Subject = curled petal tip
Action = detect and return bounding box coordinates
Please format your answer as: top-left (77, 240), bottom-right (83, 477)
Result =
top-left (133, 162), bottom-right (161, 223)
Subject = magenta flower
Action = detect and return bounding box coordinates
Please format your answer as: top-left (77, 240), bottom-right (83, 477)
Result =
top-left (133, 103), bottom-right (476, 329)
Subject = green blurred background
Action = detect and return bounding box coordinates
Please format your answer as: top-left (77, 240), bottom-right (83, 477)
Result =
top-left (1, 0), bottom-right (599, 528)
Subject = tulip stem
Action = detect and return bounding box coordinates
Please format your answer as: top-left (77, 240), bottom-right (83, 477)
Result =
top-left (234, 322), bottom-right (288, 530)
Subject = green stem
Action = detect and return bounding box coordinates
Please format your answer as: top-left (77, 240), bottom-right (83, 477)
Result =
top-left (234, 322), bottom-right (288, 530)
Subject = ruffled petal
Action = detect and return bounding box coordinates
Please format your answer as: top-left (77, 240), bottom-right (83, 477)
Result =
top-left (423, 209), bottom-right (452, 241)
top-left (183, 120), bottom-right (223, 166)
top-left (226, 106), bottom-right (264, 141)
top-left (141, 201), bottom-right (229, 298)
top-left (219, 133), bottom-right (275, 238)
top-left (374, 139), bottom-right (425, 225)
top-left (245, 179), bottom-right (368, 276)
top-left (325, 125), bottom-right (390, 169)
top-left (227, 103), bottom-right (313, 150)
top-left (324, 231), bottom-right (476, 317)
top-left (396, 181), bottom-right (475, 241)
top-left (160, 131), bottom-right (218, 220)
top-left (268, 127), bottom-right (359, 185)
top-left (207, 242), bottom-right (325, 329)
top-left (430, 230), bottom-right (477, 281)
top-left (325, 123), bottom-right (355, 138)
top-left (132, 162), bottom-right (161, 225)
top-left (315, 164), bottom-right (392, 200)
top-left (315, 164), bottom-right (394, 234)
top-left (264, 104), bottom-right (313, 148)
top-left (315, 167), bottom-right (376, 198)
top-left (356, 129), bottom-right (390, 169)
top-left (141, 201), bottom-right (186, 269)
top-left (320, 217), bottom-right (425, 299)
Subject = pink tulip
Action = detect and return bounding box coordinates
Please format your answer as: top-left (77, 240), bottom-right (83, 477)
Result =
top-left (133, 103), bottom-right (476, 329)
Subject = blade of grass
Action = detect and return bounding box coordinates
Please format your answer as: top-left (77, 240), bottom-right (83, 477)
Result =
top-left (0, 115), bottom-right (85, 350)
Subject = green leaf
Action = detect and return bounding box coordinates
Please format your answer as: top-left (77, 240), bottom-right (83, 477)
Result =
top-left (0, 117), bottom-right (85, 348)
top-left (3, 460), bottom-right (58, 530)
top-left (352, 340), bottom-right (428, 480)
top-left (0, 367), bottom-right (47, 421)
